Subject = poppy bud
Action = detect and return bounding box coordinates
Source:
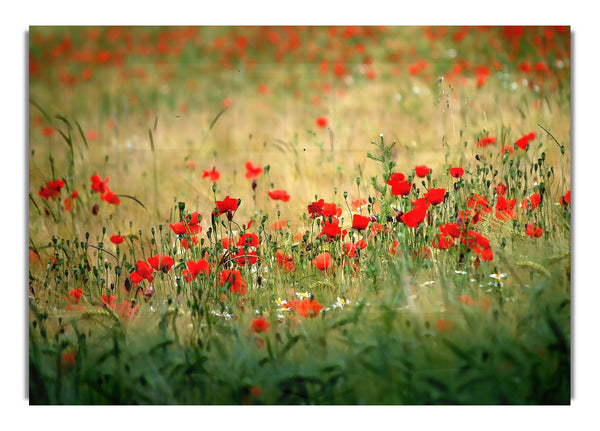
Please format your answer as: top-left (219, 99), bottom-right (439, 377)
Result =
top-left (252, 179), bottom-right (257, 191)
top-left (92, 203), bottom-right (99, 215)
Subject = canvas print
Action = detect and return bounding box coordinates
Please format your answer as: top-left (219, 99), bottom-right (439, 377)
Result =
top-left (28, 26), bottom-right (571, 405)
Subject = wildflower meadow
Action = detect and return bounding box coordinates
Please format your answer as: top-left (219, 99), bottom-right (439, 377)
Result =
top-left (27, 24), bottom-right (574, 411)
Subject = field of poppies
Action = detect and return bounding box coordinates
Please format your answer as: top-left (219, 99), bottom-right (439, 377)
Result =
top-left (27, 25), bottom-right (571, 405)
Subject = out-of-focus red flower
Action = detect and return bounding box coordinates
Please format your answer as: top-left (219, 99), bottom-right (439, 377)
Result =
top-left (441, 222), bottom-right (462, 238)
top-left (101, 294), bottom-right (116, 309)
top-left (42, 126), bottom-right (54, 137)
top-left (115, 300), bottom-right (140, 323)
top-left (400, 206), bottom-right (427, 228)
top-left (110, 234), bottom-right (124, 245)
top-left (526, 223), bottom-right (544, 238)
top-left (90, 174), bottom-right (109, 194)
top-left (250, 316), bottom-right (271, 334)
top-left (500, 145), bottom-right (514, 155)
top-left (316, 116), bottom-right (328, 128)
top-left (64, 189), bottom-right (79, 211)
top-left (245, 161), bottom-right (263, 179)
top-left (450, 167), bottom-right (464, 178)
top-left (437, 319), bottom-right (452, 332)
top-left (148, 254), bottom-right (174, 272)
top-left (202, 166), bottom-right (220, 181)
top-left (476, 136), bottom-right (496, 148)
top-left (459, 295), bottom-right (477, 306)
top-left (271, 219), bottom-right (287, 231)
top-left (220, 269), bottom-right (246, 296)
top-left (275, 252), bottom-right (294, 272)
top-left (312, 252), bottom-right (332, 271)
top-left (268, 189), bottom-right (290, 202)
top-left (39, 179), bottom-right (66, 200)
top-left (100, 189), bottom-right (120, 205)
top-left (425, 188), bottom-right (446, 205)
top-left (351, 198), bottom-right (368, 211)
top-left (352, 214), bottom-right (370, 231)
top-left (559, 190), bottom-right (571, 206)
top-left (290, 297), bottom-right (323, 318)
top-left (414, 165), bottom-right (431, 178)
top-left (214, 196), bottom-right (239, 217)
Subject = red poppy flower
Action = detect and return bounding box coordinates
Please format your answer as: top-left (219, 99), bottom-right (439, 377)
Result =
top-left (521, 193), bottom-right (541, 210)
top-left (319, 218), bottom-right (343, 241)
top-left (414, 165), bottom-right (431, 178)
top-left (441, 222), bottom-right (462, 239)
top-left (100, 294), bottom-right (116, 309)
top-left (148, 254), bottom-right (174, 272)
top-left (131, 260), bottom-right (154, 284)
top-left (400, 206), bottom-right (427, 228)
top-left (500, 145), bottom-right (514, 155)
top-left (42, 126), bottom-right (54, 137)
top-left (237, 233), bottom-right (260, 248)
top-left (425, 188), bottom-right (446, 205)
top-left (100, 189), bottom-right (120, 205)
top-left (351, 198), bottom-right (368, 211)
top-left (308, 198), bottom-right (325, 218)
top-left (290, 298), bottom-right (323, 318)
top-left (316, 116), bottom-right (328, 128)
top-left (495, 195), bottom-right (517, 220)
top-left (352, 214), bottom-right (370, 231)
top-left (250, 316), bottom-right (271, 334)
top-left (559, 190), bottom-right (571, 206)
top-left (64, 189), bottom-right (79, 211)
top-left (312, 252), bottom-right (332, 271)
top-left (232, 249), bottom-right (259, 266)
top-left (268, 189), bottom-right (290, 202)
top-left (450, 167), bottom-right (464, 178)
top-left (245, 161), bottom-right (263, 179)
top-left (468, 193), bottom-right (492, 213)
top-left (495, 184), bottom-right (508, 195)
top-left (432, 233), bottom-right (454, 249)
top-left (39, 179), bottom-right (66, 200)
top-left (110, 234), bottom-right (124, 245)
top-left (214, 196), bottom-right (239, 217)
top-left (275, 252), bottom-right (294, 272)
top-left (67, 288), bottom-right (82, 303)
top-left (90, 174), bottom-right (109, 194)
top-left (526, 223), bottom-right (544, 238)
top-left (183, 259), bottom-right (210, 281)
top-left (115, 300), bottom-right (140, 323)
top-left (220, 269), bottom-right (247, 296)
top-left (515, 132), bottom-right (536, 151)
top-left (481, 248), bottom-right (493, 261)
top-left (437, 319), bottom-right (452, 332)
top-left (266, 219), bottom-right (285, 232)
top-left (387, 173), bottom-right (412, 196)
top-left (321, 202), bottom-right (342, 217)
top-left (458, 295), bottom-right (477, 306)
top-left (202, 166), bottom-right (220, 181)
top-left (476, 136), bottom-right (497, 148)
